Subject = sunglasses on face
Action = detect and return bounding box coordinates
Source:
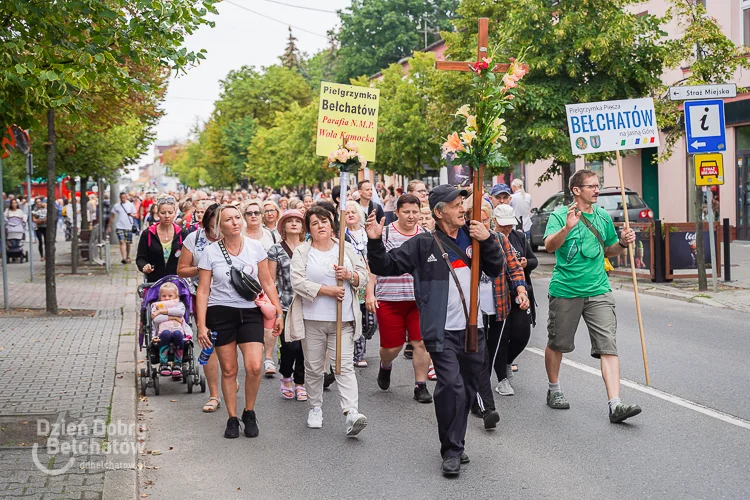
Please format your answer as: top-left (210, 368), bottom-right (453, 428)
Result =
top-left (245, 211), bottom-right (261, 217)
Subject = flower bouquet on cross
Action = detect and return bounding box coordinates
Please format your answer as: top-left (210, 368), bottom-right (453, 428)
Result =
top-left (442, 54), bottom-right (527, 173)
top-left (326, 140), bottom-right (367, 174)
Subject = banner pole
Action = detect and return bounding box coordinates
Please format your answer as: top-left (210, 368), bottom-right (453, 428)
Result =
top-left (615, 150), bottom-right (651, 386)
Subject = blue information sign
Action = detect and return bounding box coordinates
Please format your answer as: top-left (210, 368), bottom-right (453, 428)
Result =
top-left (684, 99), bottom-right (726, 154)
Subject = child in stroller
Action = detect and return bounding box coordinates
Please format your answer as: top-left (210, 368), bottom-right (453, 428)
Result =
top-left (5, 211), bottom-right (28, 263)
top-left (139, 276), bottom-right (206, 396)
top-left (151, 282), bottom-right (192, 379)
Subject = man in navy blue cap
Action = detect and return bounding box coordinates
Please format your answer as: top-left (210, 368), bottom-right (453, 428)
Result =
top-left (366, 184), bottom-right (505, 477)
top-left (489, 183), bottom-right (512, 207)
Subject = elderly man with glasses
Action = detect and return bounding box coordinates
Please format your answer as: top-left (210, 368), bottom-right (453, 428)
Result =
top-left (542, 169), bottom-right (641, 424)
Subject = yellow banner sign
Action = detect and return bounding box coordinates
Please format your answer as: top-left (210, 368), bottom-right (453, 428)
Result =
top-left (694, 152), bottom-right (724, 186)
top-left (316, 82), bottom-right (380, 162)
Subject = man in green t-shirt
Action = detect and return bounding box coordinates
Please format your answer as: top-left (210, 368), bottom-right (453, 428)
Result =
top-left (543, 169), bottom-right (641, 424)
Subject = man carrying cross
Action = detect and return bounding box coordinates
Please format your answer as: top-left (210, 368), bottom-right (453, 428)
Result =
top-left (366, 185), bottom-right (505, 477)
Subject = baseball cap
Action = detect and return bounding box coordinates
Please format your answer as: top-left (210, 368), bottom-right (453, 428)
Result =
top-left (428, 184), bottom-right (469, 211)
top-left (490, 184), bottom-right (512, 196)
top-left (493, 204), bottom-right (517, 227)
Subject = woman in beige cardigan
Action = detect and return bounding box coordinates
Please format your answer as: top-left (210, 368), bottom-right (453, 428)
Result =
top-left (286, 206), bottom-right (369, 437)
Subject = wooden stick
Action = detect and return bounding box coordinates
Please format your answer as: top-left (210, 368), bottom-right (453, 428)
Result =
top-left (615, 150), bottom-right (651, 386)
top-left (335, 207), bottom-right (345, 375)
top-left (466, 165), bottom-right (483, 353)
top-left (334, 137), bottom-right (349, 375)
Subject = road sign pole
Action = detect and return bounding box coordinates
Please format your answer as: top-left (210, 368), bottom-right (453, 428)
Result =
top-left (707, 187), bottom-right (719, 293)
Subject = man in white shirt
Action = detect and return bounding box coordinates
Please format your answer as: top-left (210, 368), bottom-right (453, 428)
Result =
top-left (108, 192), bottom-right (136, 264)
top-left (510, 179), bottom-right (533, 238)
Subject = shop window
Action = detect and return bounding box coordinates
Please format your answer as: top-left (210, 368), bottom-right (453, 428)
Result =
top-left (738, 125), bottom-right (750, 151)
top-left (743, 1), bottom-right (750, 46)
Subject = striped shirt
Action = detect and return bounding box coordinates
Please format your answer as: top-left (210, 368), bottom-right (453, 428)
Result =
top-left (375, 223), bottom-right (424, 302)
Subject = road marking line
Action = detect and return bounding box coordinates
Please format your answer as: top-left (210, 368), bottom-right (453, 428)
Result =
top-left (525, 347), bottom-right (750, 431)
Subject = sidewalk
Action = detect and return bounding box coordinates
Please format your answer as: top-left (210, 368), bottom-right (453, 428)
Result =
top-left (0, 234), bottom-right (139, 500)
top-left (534, 240), bottom-right (750, 313)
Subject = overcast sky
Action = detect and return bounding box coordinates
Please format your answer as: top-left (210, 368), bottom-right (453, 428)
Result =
top-left (151, 0), bottom-right (352, 154)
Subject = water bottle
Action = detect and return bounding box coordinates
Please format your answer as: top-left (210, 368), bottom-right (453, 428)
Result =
top-left (198, 331), bottom-right (217, 365)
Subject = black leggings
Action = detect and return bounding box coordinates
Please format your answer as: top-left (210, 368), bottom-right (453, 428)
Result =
top-left (476, 302), bottom-right (532, 411)
top-left (279, 335), bottom-right (305, 385)
top-left (486, 301), bottom-right (532, 382)
top-left (35, 228), bottom-right (46, 258)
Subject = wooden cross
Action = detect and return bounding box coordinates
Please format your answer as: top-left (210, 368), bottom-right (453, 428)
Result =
top-left (435, 18), bottom-right (514, 353)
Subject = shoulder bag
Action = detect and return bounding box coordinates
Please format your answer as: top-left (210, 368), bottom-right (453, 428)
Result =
top-left (218, 240), bottom-right (263, 301)
top-left (122, 203), bottom-right (138, 234)
top-left (578, 209), bottom-right (615, 272)
top-left (431, 231), bottom-right (470, 326)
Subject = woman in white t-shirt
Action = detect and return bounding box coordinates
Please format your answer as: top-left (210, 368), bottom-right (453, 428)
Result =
top-left (177, 202), bottom-right (222, 413)
top-left (241, 200), bottom-right (279, 377)
top-left (286, 206), bottom-right (369, 437)
top-left (195, 204), bottom-right (284, 439)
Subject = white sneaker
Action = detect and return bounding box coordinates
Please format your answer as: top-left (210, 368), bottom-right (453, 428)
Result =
top-left (263, 358), bottom-right (276, 377)
top-left (307, 407), bottom-right (323, 429)
top-left (495, 379), bottom-right (515, 396)
top-left (345, 410), bottom-right (367, 437)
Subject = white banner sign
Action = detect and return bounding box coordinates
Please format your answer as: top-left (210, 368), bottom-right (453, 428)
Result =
top-left (565, 98), bottom-right (660, 155)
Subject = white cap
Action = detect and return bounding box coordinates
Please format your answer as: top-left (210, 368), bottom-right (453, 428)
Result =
top-left (493, 204), bottom-right (517, 227)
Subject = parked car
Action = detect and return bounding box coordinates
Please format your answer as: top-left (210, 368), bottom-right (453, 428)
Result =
top-left (529, 187), bottom-right (653, 251)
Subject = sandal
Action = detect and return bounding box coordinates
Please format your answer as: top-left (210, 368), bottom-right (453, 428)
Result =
top-left (280, 378), bottom-right (295, 400)
top-left (354, 359), bottom-right (368, 368)
top-left (428, 365), bottom-right (437, 381)
top-left (295, 385), bottom-right (308, 402)
top-left (202, 397), bottom-right (221, 413)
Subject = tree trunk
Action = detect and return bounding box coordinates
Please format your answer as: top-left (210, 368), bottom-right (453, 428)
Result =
top-left (69, 180), bottom-right (78, 275)
top-left (45, 109), bottom-right (58, 315)
top-left (80, 179), bottom-right (89, 231)
top-left (694, 185), bottom-right (708, 291)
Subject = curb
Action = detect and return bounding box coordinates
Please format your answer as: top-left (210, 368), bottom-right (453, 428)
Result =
top-left (103, 269), bottom-right (139, 500)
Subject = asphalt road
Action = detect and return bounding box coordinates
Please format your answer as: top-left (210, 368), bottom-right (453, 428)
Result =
top-left (137, 278), bottom-right (750, 500)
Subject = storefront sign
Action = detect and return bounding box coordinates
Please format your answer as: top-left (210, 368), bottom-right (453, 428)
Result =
top-left (565, 98), bottom-right (660, 155)
top-left (316, 82), bottom-right (380, 162)
top-left (694, 153), bottom-right (724, 186)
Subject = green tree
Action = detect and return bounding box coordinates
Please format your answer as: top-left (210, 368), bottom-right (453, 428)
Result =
top-left (246, 101), bottom-right (331, 188)
top-left (362, 52), bottom-right (458, 177)
top-left (442, 0), bottom-right (669, 194)
top-left (656, 0), bottom-right (750, 291)
top-left (301, 33), bottom-right (342, 91)
top-left (280, 27), bottom-right (302, 71)
top-left (0, 0), bottom-right (217, 314)
top-left (336, 0), bottom-right (456, 82)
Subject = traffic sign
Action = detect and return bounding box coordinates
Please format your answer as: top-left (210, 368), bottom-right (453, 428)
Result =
top-left (694, 153), bottom-right (724, 186)
top-left (684, 99), bottom-right (726, 154)
top-left (669, 84), bottom-right (736, 101)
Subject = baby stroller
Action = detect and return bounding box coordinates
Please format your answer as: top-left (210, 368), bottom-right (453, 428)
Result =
top-left (138, 275), bottom-right (205, 396)
top-left (6, 216), bottom-right (28, 263)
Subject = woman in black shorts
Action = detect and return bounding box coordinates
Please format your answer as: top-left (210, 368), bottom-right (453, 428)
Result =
top-left (195, 204), bottom-right (284, 439)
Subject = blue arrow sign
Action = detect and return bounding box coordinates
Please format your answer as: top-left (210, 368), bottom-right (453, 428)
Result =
top-left (684, 99), bottom-right (726, 154)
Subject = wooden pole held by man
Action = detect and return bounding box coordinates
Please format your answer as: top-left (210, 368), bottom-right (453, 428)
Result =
top-left (615, 150), bottom-right (651, 386)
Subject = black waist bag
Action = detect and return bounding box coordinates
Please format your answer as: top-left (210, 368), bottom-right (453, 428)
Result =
top-left (219, 240), bottom-right (263, 301)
